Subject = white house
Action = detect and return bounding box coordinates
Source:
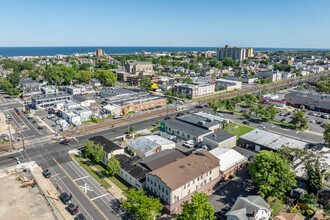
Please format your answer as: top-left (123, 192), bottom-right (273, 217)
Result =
top-left (226, 196), bottom-right (272, 220)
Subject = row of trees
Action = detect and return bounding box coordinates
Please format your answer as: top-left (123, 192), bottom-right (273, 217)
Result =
top-left (249, 104), bottom-right (279, 120)
top-left (121, 188), bottom-right (216, 220)
top-left (84, 141), bottom-right (120, 176)
top-left (208, 94), bottom-right (258, 114)
top-left (0, 78), bottom-right (21, 96)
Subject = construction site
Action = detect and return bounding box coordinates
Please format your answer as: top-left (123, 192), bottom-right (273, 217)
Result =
top-left (0, 167), bottom-right (56, 220)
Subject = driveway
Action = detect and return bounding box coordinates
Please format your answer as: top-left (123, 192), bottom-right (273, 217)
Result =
top-left (209, 170), bottom-right (258, 215)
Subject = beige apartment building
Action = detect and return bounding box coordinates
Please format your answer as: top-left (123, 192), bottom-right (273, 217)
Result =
top-left (125, 62), bottom-right (154, 76)
top-left (217, 45), bottom-right (247, 61)
top-left (146, 150), bottom-right (220, 214)
top-left (172, 84), bottom-right (215, 99)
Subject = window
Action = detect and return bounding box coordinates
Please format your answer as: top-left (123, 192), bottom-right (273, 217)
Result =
top-left (188, 189), bottom-right (190, 194)
top-left (187, 182), bottom-right (190, 187)
top-left (197, 177), bottom-right (199, 181)
top-left (162, 187), bottom-right (164, 192)
top-left (204, 180), bottom-right (206, 184)
top-left (158, 185), bottom-right (160, 190)
top-left (193, 179), bottom-right (195, 184)
top-left (209, 177), bottom-right (211, 182)
top-left (166, 190), bottom-right (168, 195)
top-left (183, 184), bottom-right (186, 189)
top-left (209, 170), bottom-right (212, 175)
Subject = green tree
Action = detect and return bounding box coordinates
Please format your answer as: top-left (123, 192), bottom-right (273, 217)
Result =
top-left (93, 144), bottom-right (105, 164)
top-left (291, 110), bottom-right (308, 127)
top-left (305, 159), bottom-right (323, 198)
top-left (221, 57), bottom-right (237, 67)
top-left (75, 70), bottom-right (92, 83)
top-left (266, 104), bottom-right (278, 119)
top-left (121, 188), bottom-right (163, 220)
top-left (84, 141), bottom-right (94, 159)
top-left (79, 63), bottom-right (92, 71)
top-left (321, 123), bottom-right (330, 146)
top-left (248, 150), bottom-right (296, 198)
top-left (182, 77), bottom-right (194, 84)
top-left (129, 126), bottom-right (134, 133)
top-left (106, 156), bottom-right (120, 176)
top-left (208, 100), bottom-right (220, 114)
top-left (221, 120), bottom-right (228, 128)
top-left (178, 192), bottom-right (216, 220)
top-left (165, 89), bottom-right (172, 96)
top-left (225, 99), bottom-right (234, 111)
top-left (95, 70), bottom-right (117, 86)
top-left (179, 93), bottom-right (187, 99)
top-left (168, 97), bottom-right (173, 104)
top-left (140, 77), bottom-right (152, 90)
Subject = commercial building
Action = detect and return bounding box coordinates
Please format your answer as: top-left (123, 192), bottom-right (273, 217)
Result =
top-left (217, 45), bottom-right (247, 61)
top-left (100, 88), bottom-right (166, 114)
top-left (31, 92), bottom-right (72, 109)
top-left (225, 75), bottom-right (258, 84)
top-left (116, 71), bottom-right (130, 82)
top-left (115, 154), bottom-right (148, 189)
top-left (172, 84), bottom-right (215, 99)
top-left (161, 112), bottom-right (232, 142)
top-left (146, 150), bottom-right (220, 214)
top-left (202, 130), bottom-right (237, 150)
top-left (238, 129), bottom-right (308, 152)
top-left (125, 62), bottom-right (154, 76)
top-left (285, 90), bottom-right (330, 112)
top-left (215, 79), bottom-right (242, 91)
top-left (209, 148), bottom-right (247, 180)
top-left (41, 86), bottom-right (58, 94)
top-left (257, 70), bottom-right (282, 82)
top-left (127, 135), bottom-right (176, 158)
top-left (103, 104), bottom-right (121, 115)
top-left (66, 86), bottom-right (82, 95)
top-left (88, 136), bottom-right (124, 165)
top-left (226, 196), bottom-right (272, 220)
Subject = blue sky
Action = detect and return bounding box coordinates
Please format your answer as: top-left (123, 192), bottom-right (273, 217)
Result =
top-left (1, 0), bottom-right (329, 48)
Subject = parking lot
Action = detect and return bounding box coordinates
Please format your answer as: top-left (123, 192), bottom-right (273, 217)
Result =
top-left (209, 170), bottom-right (257, 219)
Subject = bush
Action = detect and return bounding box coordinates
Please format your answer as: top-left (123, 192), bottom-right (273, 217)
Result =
top-left (229, 174), bottom-right (236, 179)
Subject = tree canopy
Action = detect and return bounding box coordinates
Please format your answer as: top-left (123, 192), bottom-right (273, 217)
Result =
top-left (290, 110), bottom-right (308, 127)
top-left (248, 150), bottom-right (296, 198)
top-left (121, 188), bottom-right (163, 220)
top-left (321, 122), bottom-right (330, 146)
top-left (178, 192), bottom-right (216, 220)
top-left (139, 77), bottom-right (152, 90)
top-left (106, 156), bottom-right (120, 176)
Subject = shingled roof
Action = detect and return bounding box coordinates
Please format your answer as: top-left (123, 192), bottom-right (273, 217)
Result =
top-left (149, 150), bottom-right (219, 190)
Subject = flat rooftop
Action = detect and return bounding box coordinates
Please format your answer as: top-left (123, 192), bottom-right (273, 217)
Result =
top-left (239, 128), bottom-right (308, 150)
top-left (128, 135), bottom-right (174, 154)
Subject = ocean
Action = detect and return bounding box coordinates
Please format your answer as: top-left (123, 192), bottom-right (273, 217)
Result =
top-left (0, 46), bottom-right (328, 57)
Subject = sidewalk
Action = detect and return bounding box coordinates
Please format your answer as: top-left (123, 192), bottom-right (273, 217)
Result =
top-left (31, 166), bottom-right (72, 220)
top-left (75, 157), bottom-right (126, 201)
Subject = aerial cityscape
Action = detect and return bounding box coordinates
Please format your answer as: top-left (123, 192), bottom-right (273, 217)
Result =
top-left (0, 1), bottom-right (329, 220)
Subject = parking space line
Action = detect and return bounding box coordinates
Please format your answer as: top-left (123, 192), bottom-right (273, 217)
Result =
top-left (48, 167), bottom-right (93, 220)
top-left (91, 194), bottom-right (108, 201)
top-left (74, 176), bottom-right (89, 181)
top-left (53, 158), bottom-right (109, 220)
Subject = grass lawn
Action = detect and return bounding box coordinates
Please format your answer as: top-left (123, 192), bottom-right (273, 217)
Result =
top-left (94, 164), bottom-right (130, 191)
top-left (72, 155), bottom-right (111, 189)
top-left (268, 197), bottom-right (285, 216)
top-left (223, 122), bottom-right (255, 139)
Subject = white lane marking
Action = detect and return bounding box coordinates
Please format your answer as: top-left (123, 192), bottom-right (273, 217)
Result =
top-left (49, 166), bottom-right (94, 220)
top-left (79, 183), bottom-right (94, 193)
top-left (67, 160), bottom-right (115, 208)
top-left (272, 125), bottom-right (275, 127)
top-left (296, 131), bottom-right (300, 134)
top-left (74, 176), bottom-right (89, 181)
top-left (91, 194), bottom-right (108, 201)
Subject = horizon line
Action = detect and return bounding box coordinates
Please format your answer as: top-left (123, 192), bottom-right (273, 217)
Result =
top-left (0, 46), bottom-right (329, 50)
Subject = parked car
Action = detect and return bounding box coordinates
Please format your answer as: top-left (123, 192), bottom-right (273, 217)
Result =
top-left (168, 135), bottom-right (176, 140)
top-left (32, 120), bottom-right (37, 124)
top-left (75, 214), bottom-right (86, 220)
top-left (243, 121), bottom-right (250, 125)
top-left (52, 124), bottom-right (57, 127)
top-left (183, 140), bottom-right (194, 148)
top-left (316, 121), bottom-right (323, 124)
top-left (164, 116), bottom-right (171, 120)
top-left (38, 126), bottom-right (43, 130)
top-left (42, 169), bottom-right (51, 178)
top-left (322, 115), bottom-right (329, 119)
top-left (281, 118), bottom-right (286, 122)
top-left (59, 192), bottom-right (71, 204)
top-left (68, 203), bottom-right (78, 215)
top-left (60, 139), bottom-right (70, 144)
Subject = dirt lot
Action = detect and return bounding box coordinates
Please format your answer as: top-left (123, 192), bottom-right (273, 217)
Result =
top-left (0, 171), bottom-right (56, 220)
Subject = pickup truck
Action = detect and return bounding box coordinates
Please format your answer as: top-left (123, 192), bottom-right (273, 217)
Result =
top-left (68, 203), bottom-right (78, 215)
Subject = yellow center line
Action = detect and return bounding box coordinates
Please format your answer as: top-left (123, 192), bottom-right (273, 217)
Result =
top-left (13, 110), bottom-right (30, 130)
top-left (53, 158), bottom-right (109, 220)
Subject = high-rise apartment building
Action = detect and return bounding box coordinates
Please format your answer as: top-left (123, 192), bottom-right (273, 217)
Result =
top-left (95, 49), bottom-right (104, 57)
top-left (246, 48), bottom-right (254, 58)
top-left (217, 45), bottom-right (247, 61)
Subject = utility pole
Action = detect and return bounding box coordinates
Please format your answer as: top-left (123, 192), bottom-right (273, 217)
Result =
top-left (8, 122), bottom-right (13, 152)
